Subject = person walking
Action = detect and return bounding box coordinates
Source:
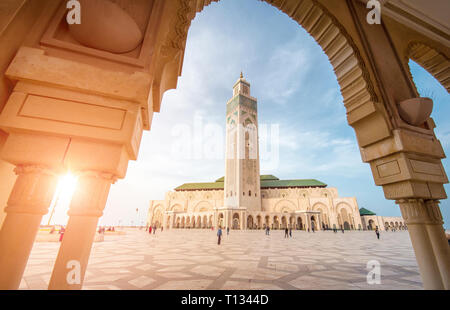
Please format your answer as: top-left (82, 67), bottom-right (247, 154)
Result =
top-left (375, 227), bottom-right (380, 240)
top-left (217, 227), bottom-right (223, 245)
top-left (267, 226), bottom-right (270, 235)
top-left (59, 226), bottom-right (65, 242)
top-left (227, 227), bottom-right (230, 235)
top-left (284, 227), bottom-right (289, 238)
top-left (149, 226), bottom-right (152, 234)
top-left (289, 227), bottom-right (292, 238)
top-left (153, 225), bottom-right (156, 234)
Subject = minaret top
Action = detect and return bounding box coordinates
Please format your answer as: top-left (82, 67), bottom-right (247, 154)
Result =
top-left (233, 72), bottom-right (250, 97)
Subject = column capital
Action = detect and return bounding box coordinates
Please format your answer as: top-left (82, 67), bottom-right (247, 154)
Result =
top-left (396, 199), bottom-right (443, 225)
top-left (4, 165), bottom-right (59, 216)
top-left (67, 170), bottom-right (117, 217)
top-left (13, 164), bottom-right (59, 177)
top-left (74, 170), bottom-right (118, 184)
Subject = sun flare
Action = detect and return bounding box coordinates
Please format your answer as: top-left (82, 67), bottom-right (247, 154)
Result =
top-left (44, 173), bottom-right (78, 226)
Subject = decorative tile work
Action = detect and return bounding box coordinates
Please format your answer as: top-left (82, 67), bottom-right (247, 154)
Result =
top-left (20, 229), bottom-right (422, 290)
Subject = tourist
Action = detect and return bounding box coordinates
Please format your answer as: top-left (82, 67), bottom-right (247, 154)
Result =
top-left (289, 227), bottom-right (292, 238)
top-left (312, 226), bottom-right (315, 233)
top-left (342, 228), bottom-right (345, 233)
top-left (375, 227), bottom-right (380, 240)
top-left (59, 226), bottom-right (65, 242)
top-left (267, 226), bottom-right (270, 235)
top-left (284, 227), bottom-right (289, 238)
top-left (153, 225), bottom-right (156, 234)
top-left (217, 227), bottom-right (223, 245)
top-left (149, 226), bottom-right (152, 234)
top-left (161, 226), bottom-right (163, 232)
top-left (227, 227), bottom-right (230, 235)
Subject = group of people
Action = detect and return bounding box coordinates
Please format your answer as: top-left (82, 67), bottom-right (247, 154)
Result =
top-left (148, 225), bottom-right (163, 234)
top-left (97, 226), bottom-right (115, 234)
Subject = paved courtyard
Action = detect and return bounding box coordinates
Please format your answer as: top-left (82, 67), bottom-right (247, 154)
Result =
top-left (20, 229), bottom-right (423, 290)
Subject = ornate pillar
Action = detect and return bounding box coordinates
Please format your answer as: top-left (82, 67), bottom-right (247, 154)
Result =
top-left (48, 171), bottom-right (116, 290)
top-left (0, 165), bottom-right (58, 289)
top-left (397, 199), bottom-right (450, 289)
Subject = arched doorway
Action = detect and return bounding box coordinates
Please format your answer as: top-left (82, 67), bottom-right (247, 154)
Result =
top-left (368, 220), bottom-right (374, 231)
top-left (281, 216), bottom-right (287, 229)
top-left (264, 215), bottom-right (270, 229)
top-left (256, 215), bottom-right (262, 229)
top-left (217, 213), bottom-right (224, 228)
top-left (232, 213), bottom-right (240, 230)
top-left (273, 216), bottom-right (279, 230)
top-left (297, 217), bottom-right (303, 230)
top-left (247, 215), bottom-right (254, 229)
top-left (310, 216), bottom-right (316, 231)
top-left (343, 221), bottom-right (350, 230)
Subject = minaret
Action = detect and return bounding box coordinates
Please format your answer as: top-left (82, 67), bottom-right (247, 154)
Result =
top-left (224, 73), bottom-right (261, 211)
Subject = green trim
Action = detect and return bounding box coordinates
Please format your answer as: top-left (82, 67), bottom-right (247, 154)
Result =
top-left (175, 175), bottom-right (326, 191)
top-left (359, 208), bottom-right (376, 216)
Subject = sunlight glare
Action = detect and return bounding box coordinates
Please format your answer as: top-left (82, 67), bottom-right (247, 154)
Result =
top-left (43, 173), bottom-right (78, 226)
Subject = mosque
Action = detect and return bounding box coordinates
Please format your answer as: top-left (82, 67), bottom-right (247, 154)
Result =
top-left (148, 75), bottom-right (405, 231)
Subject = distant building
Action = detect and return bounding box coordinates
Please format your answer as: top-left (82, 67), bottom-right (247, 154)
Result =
top-left (148, 75), bottom-right (403, 231)
top-left (359, 208), bottom-right (406, 231)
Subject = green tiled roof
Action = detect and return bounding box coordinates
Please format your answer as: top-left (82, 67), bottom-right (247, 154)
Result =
top-left (261, 179), bottom-right (326, 188)
top-left (175, 182), bottom-right (224, 191)
top-left (175, 175), bottom-right (326, 191)
top-left (260, 175), bottom-right (279, 181)
top-left (359, 208), bottom-right (376, 216)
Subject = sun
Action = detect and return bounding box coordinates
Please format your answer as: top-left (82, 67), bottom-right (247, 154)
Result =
top-left (44, 173), bottom-right (79, 226)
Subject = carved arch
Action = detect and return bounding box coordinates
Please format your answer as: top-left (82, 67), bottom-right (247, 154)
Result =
top-left (152, 0), bottom-right (388, 142)
top-left (170, 203), bottom-right (183, 212)
top-left (406, 42), bottom-right (450, 93)
top-left (274, 199), bottom-right (297, 213)
top-left (193, 200), bottom-right (214, 212)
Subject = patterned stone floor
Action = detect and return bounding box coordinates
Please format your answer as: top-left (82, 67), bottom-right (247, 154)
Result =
top-left (20, 229), bottom-right (423, 290)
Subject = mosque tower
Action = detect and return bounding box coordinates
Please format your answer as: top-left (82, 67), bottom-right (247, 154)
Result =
top-left (224, 73), bottom-right (261, 211)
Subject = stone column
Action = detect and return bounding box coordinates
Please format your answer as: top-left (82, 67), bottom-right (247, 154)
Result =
top-left (0, 165), bottom-right (58, 289)
top-left (397, 199), bottom-right (450, 289)
top-left (48, 171), bottom-right (116, 290)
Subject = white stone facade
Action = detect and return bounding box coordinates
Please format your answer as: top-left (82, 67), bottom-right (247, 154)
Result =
top-left (148, 76), bottom-right (405, 232)
top-left (148, 185), bottom-right (366, 231)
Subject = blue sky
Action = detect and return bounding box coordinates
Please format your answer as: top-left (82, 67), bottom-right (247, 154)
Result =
top-left (94, 0), bottom-right (450, 228)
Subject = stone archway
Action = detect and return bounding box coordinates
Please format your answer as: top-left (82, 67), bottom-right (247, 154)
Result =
top-left (368, 219), bottom-right (375, 231)
top-left (217, 213), bottom-right (224, 228)
top-left (232, 213), bottom-right (240, 230)
top-left (256, 215), bottom-right (262, 229)
top-left (0, 0), bottom-right (448, 291)
top-left (297, 217), bottom-right (303, 230)
top-left (247, 215), bottom-right (254, 229)
top-left (406, 42), bottom-right (450, 93)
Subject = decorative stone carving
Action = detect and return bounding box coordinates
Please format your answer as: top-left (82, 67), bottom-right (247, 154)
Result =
top-left (68, 0), bottom-right (143, 53)
top-left (67, 170), bottom-right (117, 217)
top-left (396, 198), bottom-right (443, 225)
top-left (407, 42), bottom-right (450, 93)
top-left (397, 97), bottom-right (433, 126)
top-left (5, 165), bottom-right (58, 216)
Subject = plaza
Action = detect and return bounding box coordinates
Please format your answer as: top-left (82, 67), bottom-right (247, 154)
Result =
top-left (20, 229), bottom-right (422, 290)
top-left (0, 0), bottom-right (449, 290)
